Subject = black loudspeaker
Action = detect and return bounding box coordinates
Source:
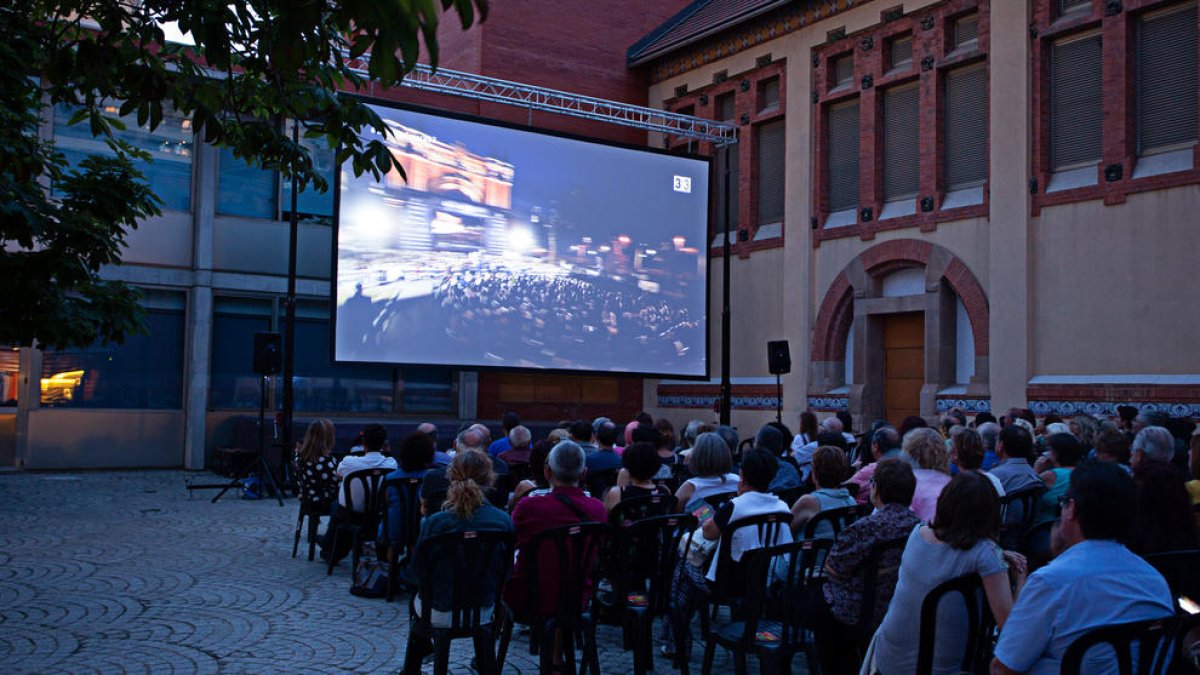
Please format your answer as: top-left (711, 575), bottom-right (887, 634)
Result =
top-left (767, 340), bottom-right (791, 375)
top-left (253, 332), bottom-right (282, 375)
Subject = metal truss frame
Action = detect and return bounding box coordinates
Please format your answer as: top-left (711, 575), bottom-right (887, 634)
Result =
top-left (343, 57), bottom-right (738, 147)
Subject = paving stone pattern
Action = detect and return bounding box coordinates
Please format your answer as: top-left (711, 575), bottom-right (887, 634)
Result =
top-left (0, 471), bottom-right (774, 674)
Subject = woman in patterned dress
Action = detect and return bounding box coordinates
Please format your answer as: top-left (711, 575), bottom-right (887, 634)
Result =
top-left (294, 419), bottom-right (338, 508)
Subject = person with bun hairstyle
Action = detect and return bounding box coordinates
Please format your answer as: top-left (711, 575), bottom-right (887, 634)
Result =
top-left (404, 450), bottom-right (513, 655)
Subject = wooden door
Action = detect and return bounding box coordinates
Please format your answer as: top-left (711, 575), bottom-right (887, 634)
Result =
top-left (883, 312), bottom-right (924, 426)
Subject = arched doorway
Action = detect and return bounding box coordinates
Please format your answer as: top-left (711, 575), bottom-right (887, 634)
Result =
top-left (809, 240), bottom-right (990, 425)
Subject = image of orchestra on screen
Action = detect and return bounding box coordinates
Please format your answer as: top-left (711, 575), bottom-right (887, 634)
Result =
top-left (334, 103), bottom-right (711, 377)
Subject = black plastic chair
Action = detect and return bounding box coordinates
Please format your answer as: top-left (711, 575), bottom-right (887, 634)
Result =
top-left (1143, 548), bottom-right (1200, 606)
top-left (486, 472), bottom-right (515, 509)
top-left (401, 529), bottom-right (516, 675)
top-left (585, 468), bottom-right (620, 501)
top-left (292, 500), bottom-right (328, 560)
top-left (772, 486), bottom-right (806, 508)
top-left (600, 513), bottom-right (697, 675)
top-left (700, 538), bottom-right (834, 675)
top-left (998, 484), bottom-right (1046, 550)
top-left (703, 490), bottom-right (737, 514)
top-left (379, 476), bottom-right (423, 601)
top-left (1060, 613), bottom-right (1198, 675)
top-left (1020, 518), bottom-right (1057, 574)
top-left (497, 521), bottom-right (609, 675)
top-left (607, 493), bottom-right (675, 527)
top-left (801, 504), bottom-right (864, 541)
top-left (914, 573), bottom-right (996, 675)
top-left (701, 511), bottom-right (794, 637)
top-left (848, 536), bottom-right (910, 652)
top-left (325, 467), bottom-right (389, 576)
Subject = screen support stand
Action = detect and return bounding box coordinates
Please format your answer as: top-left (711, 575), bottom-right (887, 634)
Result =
top-left (719, 146), bottom-right (733, 427)
top-left (281, 121), bottom-right (299, 489)
top-left (775, 373), bottom-right (783, 425)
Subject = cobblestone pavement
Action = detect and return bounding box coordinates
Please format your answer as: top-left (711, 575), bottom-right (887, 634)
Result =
top-left (0, 471), bottom-right (776, 674)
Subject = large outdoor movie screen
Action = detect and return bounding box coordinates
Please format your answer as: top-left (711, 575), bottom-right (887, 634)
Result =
top-left (334, 103), bottom-right (710, 377)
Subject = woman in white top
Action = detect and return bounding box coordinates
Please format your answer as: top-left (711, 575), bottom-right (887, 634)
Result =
top-left (674, 432), bottom-right (739, 513)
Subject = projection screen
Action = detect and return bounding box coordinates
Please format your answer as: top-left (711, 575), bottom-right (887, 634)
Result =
top-left (333, 102), bottom-right (710, 378)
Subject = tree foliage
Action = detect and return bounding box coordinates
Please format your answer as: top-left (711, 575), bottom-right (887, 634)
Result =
top-left (0, 0), bottom-right (486, 349)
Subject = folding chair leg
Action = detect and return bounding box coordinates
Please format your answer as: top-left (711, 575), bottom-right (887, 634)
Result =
top-left (562, 626), bottom-right (577, 675)
top-left (401, 630), bottom-right (426, 675)
top-left (734, 651), bottom-right (748, 675)
top-left (582, 619), bottom-right (601, 675)
top-left (538, 622), bottom-right (557, 675)
top-left (385, 547), bottom-right (397, 603)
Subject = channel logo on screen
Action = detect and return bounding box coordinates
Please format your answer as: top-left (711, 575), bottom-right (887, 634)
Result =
top-left (673, 175), bottom-right (692, 194)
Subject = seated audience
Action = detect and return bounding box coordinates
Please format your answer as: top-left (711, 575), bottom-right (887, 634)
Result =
top-left (952, 427), bottom-right (1005, 496)
top-left (1093, 427), bottom-right (1132, 472)
top-left (867, 472), bottom-right (1026, 674)
top-left (1189, 429), bottom-right (1200, 511)
top-left (406, 451), bottom-right (513, 631)
top-left (497, 425), bottom-right (533, 469)
top-left (383, 432), bottom-right (436, 542)
top-left (801, 459), bottom-right (922, 673)
top-left (333, 423), bottom-right (397, 511)
top-left (585, 421), bottom-right (623, 473)
top-left (569, 419), bottom-right (598, 453)
top-left (1127, 425), bottom-right (1198, 555)
top-left (790, 446), bottom-right (855, 537)
top-left (674, 432), bottom-right (739, 514)
top-left (659, 449), bottom-right (790, 657)
top-left (293, 418), bottom-right (338, 509)
top-left (509, 439), bottom-right (554, 508)
top-left (415, 422), bottom-right (451, 466)
top-left (486, 411), bottom-right (521, 458)
top-left (978, 421), bottom-right (1001, 471)
top-left (902, 428), bottom-right (953, 523)
top-left (791, 411), bottom-right (820, 454)
top-left (754, 424), bottom-right (802, 491)
top-left (846, 425), bottom-right (902, 504)
top-left (505, 441), bottom-right (607, 618)
top-left (988, 425), bottom-right (1045, 528)
top-left (990, 460), bottom-right (1174, 674)
top-left (654, 418), bottom-right (676, 459)
top-left (897, 415), bottom-right (929, 439)
top-left (1068, 414), bottom-right (1101, 455)
top-left (603, 441), bottom-right (671, 512)
top-left (1032, 433), bottom-right (1086, 526)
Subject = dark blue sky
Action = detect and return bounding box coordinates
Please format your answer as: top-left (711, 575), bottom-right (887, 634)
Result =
top-left (364, 103), bottom-right (711, 246)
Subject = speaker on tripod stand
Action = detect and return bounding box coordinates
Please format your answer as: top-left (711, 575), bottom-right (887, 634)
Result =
top-left (767, 340), bottom-right (790, 424)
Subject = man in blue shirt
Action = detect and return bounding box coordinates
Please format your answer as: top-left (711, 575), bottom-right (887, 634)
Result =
top-left (486, 411), bottom-right (521, 458)
top-left (990, 460), bottom-right (1174, 675)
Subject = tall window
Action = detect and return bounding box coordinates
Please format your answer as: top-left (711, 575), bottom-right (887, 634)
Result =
top-left (827, 99), bottom-right (861, 214)
top-left (209, 297), bottom-right (273, 409)
top-left (756, 120), bottom-right (786, 227)
top-left (40, 292), bottom-right (186, 409)
top-left (713, 92), bottom-right (739, 240)
top-left (888, 34), bottom-right (913, 72)
top-left (944, 63), bottom-right (990, 190)
top-left (882, 83), bottom-right (920, 204)
top-left (53, 102), bottom-right (194, 211)
top-left (1136, 2), bottom-right (1198, 157)
top-left (1049, 31), bottom-right (1103, 172)
top-left (216, 121), bottom-right (336, 224)
top-left (831, 54), bottom-right (855, 90)
top-left (0, 350), bottom-right (19, 407)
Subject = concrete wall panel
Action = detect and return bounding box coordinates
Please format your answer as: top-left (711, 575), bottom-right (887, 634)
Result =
top-left (25, 410), bottom-right (185, 469)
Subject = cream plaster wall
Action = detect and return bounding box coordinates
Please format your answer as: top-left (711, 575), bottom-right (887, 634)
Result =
top-left (1031, 185), bottom-right (1200, 375)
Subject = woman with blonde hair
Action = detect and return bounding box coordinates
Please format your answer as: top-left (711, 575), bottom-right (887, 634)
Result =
top-left (293, 418), bottom-right (338, 508)
top-left (902, 427), bottom-right (953, 522)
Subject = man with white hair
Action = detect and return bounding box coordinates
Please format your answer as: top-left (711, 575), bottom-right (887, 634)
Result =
top-left (504, 441), bottom-right (606, 618)
top-left (977, 422), bottom-right (1001, 471)
top-left (1131, 425), bottom-right (1176, 468)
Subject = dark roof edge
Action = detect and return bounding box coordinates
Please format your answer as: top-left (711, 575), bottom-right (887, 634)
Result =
top-left (627, 0), bottom-right (793, 68)
top-left (626, 0), bottom-right (712, 66)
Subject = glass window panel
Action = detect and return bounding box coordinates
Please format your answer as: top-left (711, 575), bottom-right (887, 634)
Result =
top-left (210, 311), bottom-right (272, 409)
top-left (400, 366), bottom-right (454, 414)
top-left (53, 102), bottom-right (193, 212)
top-left (41, 310), bottom-right (185, 409)
top-left (0, 349), bottom-right (19, 406)
top-left (280, 123), bottom-right (336, 225)
top-left (217, 147), bottom-right (277, 218)
top-left (289, 318), bottom-right (395, 413)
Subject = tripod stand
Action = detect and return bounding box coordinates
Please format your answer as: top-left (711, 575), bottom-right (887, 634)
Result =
top-left (187, 375), bottom-right (285, 507)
